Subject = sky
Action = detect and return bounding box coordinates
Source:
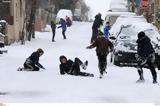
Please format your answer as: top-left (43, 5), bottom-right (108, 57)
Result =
top-left (85, 0), bottom-right (111, 20)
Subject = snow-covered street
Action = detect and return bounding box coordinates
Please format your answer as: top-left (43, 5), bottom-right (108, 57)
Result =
top-left (0, 22), bottom-right (160, 103)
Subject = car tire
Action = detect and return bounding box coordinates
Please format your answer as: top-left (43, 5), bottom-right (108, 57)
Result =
top-left (113, 55), bottom-right (121, 66)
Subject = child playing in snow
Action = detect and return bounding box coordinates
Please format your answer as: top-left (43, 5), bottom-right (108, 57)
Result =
top-left (104, 22), bottom-right (111, 39)
top-left (86, 32), bottom-right (113, 79)
top-left (58, 18), bottom-right (67, 39)
top-left (59, 55), bottom-right (94, 77)
top-left (18, 48), bottom-right (45, 71)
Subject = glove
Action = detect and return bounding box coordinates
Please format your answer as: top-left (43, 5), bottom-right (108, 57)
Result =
top-left (41, 67), bottom-right (46, 70)
top-left (86, 46), bottom-right (91, 49)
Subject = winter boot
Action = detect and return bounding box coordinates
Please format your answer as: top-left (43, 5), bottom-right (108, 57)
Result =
top-left (17, 67), bottom-right (23, 71)
top-left (104, 71), bottom-right (107, 74)
top-left (153, 80), bottom-right (158, 84)
top-left (136, 77), bottom-right (145, 83)
top-left (89, 74), bottom-right (94, 77)
top-left (99, 74), bottom-right (103, 79)
top-left (81, 61), bottom-right (88, 70)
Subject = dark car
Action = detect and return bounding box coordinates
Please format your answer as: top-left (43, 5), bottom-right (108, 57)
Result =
top-left (110, 23), bottom-right (160, 67)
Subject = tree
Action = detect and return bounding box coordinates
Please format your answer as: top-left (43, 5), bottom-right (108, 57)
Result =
top-left (26, 0), bottom-right (40, 41)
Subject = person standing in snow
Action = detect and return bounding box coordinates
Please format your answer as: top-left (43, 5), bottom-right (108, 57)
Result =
top-left (51, 20), bottom-right (56, 42)
top-left (87, 32), bottom-right (113, 79)
top-left (136, 31), bottom-right (157, 84)
top-left (58, 18), bottom-right (67, 39)
top-left (104, 22), bottom-right (111, 39)
top-left (66, 16), bottom-right (72, 27)
top-left (91, 13), bottom-right (103, 43)
top-left (18, 48), bottom-right (45, 71)
top-left (59, 55), bottom-right (94, 77)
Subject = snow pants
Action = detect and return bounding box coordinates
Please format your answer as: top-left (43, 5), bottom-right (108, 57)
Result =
top-left (62, 30), bottom-right (66, 39)
top-left (52, 29), bottom-right (56, 41)
top-left (70, 58), bottom-right (92, 76)
top-left (24, 59), bottom-right (40, 71)
top-left (137, 53), bottom-right (157, 81)
top-left (97, 55), bottom-right (107, 75)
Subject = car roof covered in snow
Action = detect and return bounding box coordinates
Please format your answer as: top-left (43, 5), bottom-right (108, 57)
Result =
top-left (109, 15), bottom-right (147, 36)
top-left (105, 12), bottom-right (136, 17)
top-left (57, 9), bottom-right (73, 20)
top-left (117, 22), bottom-right (160, 44)
top-left (109, 0), bottom-right (128, 12)
top-left (109, 4), bottom-right (128, 12)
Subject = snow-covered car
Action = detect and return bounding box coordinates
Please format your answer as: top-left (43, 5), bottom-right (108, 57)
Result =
top-left (109, 0), bottom-right (128, 12)
top-left (56, 9), bottom-right (73, 24)
top-left (104, 12), bottom-right (136, 26)
top-left (109, 15), bottom-right (147, 37)
top-left (110, 22), bottom-right (160, 66)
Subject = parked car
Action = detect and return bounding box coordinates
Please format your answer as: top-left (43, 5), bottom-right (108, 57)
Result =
top-left (110, 22), bottom-right (160, 66)
top-left (109, 0), bottom-right (128, 12)
top-left (109, 15), bottom-right (147, 37)
top-left (56, 9), bottom-right (73, 26)
top-left (104, 12), bottom-right (135, 26)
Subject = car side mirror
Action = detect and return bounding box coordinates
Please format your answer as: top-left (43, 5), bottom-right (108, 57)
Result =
top-left (109, 36), bottom-right (116, 40)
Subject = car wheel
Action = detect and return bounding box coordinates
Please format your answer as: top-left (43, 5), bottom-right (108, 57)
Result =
top-left (113, 55), bottom-right (121, 66)
top-left (110, 53), bottom-right (113, 63)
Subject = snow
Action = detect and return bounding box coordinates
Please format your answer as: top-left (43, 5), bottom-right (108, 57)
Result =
top-left (0, 22), bottom-right (160, 103)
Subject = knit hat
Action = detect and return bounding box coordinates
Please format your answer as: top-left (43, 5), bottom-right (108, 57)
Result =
top-left (138, 31), bottom-right (145, 39)
top-left (59, 55), bottom-right (67, 62)
top-left (37, 48), bottom-right (44, 54)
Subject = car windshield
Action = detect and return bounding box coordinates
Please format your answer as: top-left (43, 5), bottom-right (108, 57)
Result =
top-left (144, 29), bottom-right (156, 39)
top-left (118, 26), bottom-right (137, 40)
top-left (109, 16), bottom-right (119, 26)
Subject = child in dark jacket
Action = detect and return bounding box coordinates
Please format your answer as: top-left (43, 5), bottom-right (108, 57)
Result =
top-left (51, 20), bottom-right (56, 42)
top-left (136, 31), bottom-right (157, 84)
top-left (59, 55), bottom-right (94, 77)
top-left (18, 48), bottom-right (45, 71)
top-left (58, 18), bottom-right (67, 39)
top-left (87, 33), bottom-right (113, 79)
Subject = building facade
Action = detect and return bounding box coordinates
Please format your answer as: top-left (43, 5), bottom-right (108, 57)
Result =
top-left (0, 0), bottom-right (26, 44)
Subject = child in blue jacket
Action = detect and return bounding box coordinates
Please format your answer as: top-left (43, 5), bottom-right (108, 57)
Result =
top-left (58, 18), bottom-right (67, 39)
top-left (104, 22), bottom-right (110, 39)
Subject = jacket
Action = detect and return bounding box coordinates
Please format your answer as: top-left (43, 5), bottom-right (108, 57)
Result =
top-left (59, 60), bottom-right (73, 75)
top-left (88, 36), bottom-right (113, 56)
top-left (25, 51), bottom-right (44, 68)
top-left (92, 15), bottom-right (103, 29)
top-left (137, 35), bottom-right (155, 57)
top-left (104, 25), bottom-right (110, 38)
top-left (51, 21), bottom-right (56, 30)
top-left (58, 19), bottom-right (67, 31)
